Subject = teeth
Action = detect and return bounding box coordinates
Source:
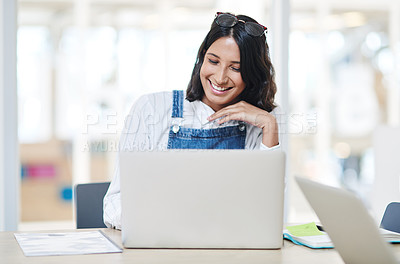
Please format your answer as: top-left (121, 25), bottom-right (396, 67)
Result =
top-left (211, 82), bottom-right (230, 91)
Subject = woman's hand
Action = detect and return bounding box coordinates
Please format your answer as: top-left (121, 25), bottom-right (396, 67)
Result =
top-left (207, 101), bottom-right (279, 148)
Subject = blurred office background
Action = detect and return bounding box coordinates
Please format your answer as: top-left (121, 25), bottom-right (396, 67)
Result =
top-left (2, 0), bottom-right (400, 230)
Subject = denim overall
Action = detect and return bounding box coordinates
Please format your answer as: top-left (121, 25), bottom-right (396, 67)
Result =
top-left (167, 90), bottom-right (246, 149)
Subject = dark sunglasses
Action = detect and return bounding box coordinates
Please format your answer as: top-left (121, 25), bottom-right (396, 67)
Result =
top-left (215, 12), bottom-right (268, 37)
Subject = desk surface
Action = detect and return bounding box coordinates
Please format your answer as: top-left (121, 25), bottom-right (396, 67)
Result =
top-left (2, 228), bottom-right (400, 264)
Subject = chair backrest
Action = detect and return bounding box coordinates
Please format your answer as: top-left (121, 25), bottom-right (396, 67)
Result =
top-left (75, 182), bottom-right (110, 229)
top-left (380, 202), bottom-right (400, 233)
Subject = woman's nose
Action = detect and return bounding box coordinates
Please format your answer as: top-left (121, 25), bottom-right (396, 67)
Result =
top-left (215, 68), bottom-right (229, 84)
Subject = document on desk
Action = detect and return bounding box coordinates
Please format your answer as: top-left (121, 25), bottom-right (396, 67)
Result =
top-left (14, 230), bottom-right (123, 257)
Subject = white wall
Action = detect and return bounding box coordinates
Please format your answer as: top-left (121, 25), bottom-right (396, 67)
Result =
top-left (0, 0), bottom-right (19, 231)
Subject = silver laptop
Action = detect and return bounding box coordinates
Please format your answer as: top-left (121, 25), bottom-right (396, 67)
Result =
top-left (120, 150), bottom-right (285, 249)
top-left (296, 176), bottom-right (398, 264)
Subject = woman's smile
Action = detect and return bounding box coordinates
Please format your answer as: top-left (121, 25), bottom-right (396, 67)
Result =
top-left (209, 80), bottom-right (233, 93)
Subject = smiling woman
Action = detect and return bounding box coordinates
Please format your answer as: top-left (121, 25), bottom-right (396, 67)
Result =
top-left (103, 12), bottom-right (281, 230)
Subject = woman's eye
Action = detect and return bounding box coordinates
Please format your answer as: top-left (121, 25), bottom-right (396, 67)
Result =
top-left (208, 59), bottom-right (218, 64)
top-left (231, 66), bottom-right (240, 72)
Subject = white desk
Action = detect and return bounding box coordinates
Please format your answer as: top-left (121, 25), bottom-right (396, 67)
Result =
top-left (3, 228), bottom-right (399, 264)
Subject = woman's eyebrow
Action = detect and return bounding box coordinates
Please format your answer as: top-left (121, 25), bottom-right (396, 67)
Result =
top-left (207, 52), bottom-right (240, 64)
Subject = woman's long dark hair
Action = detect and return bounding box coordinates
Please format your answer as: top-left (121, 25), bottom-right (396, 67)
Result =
top-left (186, 13), bottom-right (277, 112)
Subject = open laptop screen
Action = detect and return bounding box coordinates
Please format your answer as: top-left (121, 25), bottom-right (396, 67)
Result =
top-left (120, 150), bottom-right (285, 249)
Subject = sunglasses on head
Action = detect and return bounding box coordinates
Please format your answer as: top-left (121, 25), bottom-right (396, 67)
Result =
top-left (215, 12), bottom-right (268, 37)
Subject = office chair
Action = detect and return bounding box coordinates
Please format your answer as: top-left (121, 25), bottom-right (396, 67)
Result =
top-left (75, 182), bottom-right (110, 229)
top-left (380, 202), bottom-right (400, 233)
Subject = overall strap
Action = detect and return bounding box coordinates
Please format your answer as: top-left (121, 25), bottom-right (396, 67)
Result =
top-left (171, 90), bottom-right (184, 118)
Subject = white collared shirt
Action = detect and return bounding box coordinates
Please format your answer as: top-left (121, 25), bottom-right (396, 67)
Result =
top-left (103, 91), bottom-right (283, 229)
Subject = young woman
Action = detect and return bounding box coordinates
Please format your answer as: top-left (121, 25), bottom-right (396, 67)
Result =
top-left (104, 12), bottom-right (281, 229)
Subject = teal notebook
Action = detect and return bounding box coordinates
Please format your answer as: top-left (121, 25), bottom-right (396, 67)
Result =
top-left (283, 222), bottom-right (400, 249)
top-left (283, 222), bottom-right (333, 249)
